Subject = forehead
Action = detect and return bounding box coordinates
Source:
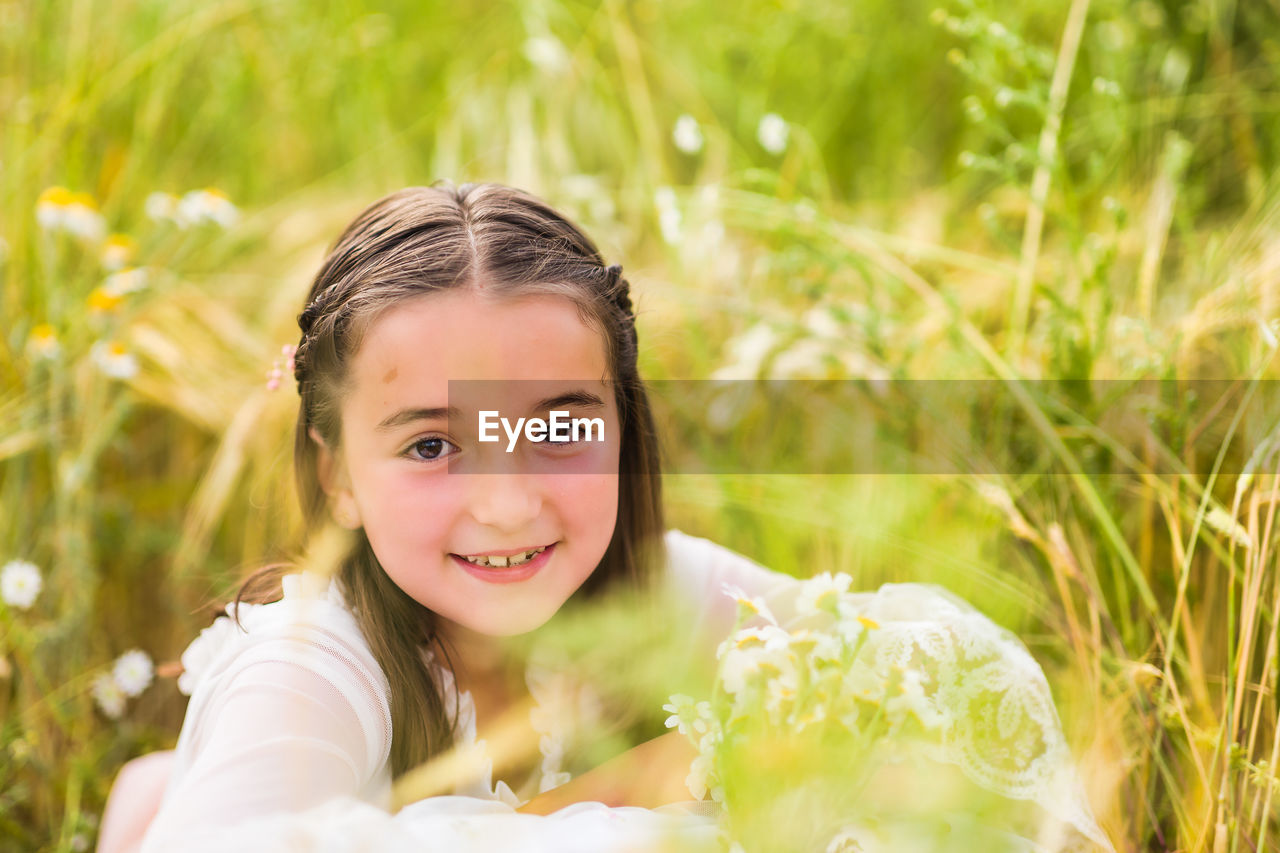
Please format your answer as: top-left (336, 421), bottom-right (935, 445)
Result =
top-left (344, 289), bottom-right (610, 409)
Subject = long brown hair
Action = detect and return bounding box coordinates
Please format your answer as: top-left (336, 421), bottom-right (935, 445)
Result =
top-left (238, 182), bottom-right (665, 778)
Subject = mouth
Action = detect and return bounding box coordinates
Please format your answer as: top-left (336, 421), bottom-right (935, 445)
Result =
top-left (453, 544), bottom-right (551, 569)
top-left (449, 543), bottom-right (556, 584)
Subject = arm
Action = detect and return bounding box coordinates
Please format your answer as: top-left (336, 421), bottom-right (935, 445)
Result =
top-left (97, 751), bottom-right (174, 853)
top-left (139, 648), bottom-right (385, 851)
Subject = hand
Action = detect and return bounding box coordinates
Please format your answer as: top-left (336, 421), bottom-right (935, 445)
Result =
top-left (515, 731), bottom-right (699, 815)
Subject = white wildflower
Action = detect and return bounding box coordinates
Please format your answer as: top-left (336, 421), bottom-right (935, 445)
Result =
top-left (797, 572), bottom-right (853, 617)
top-left (91, 341), bottom-right (139, 380)
top-left (35, 187), bottom-right (106, 241)
top-left (757, 112), bottom-right (789, 155)
top-left (654, 186), bottom-right (682, 244)
top-left (718, 645), bottom-right (764, 696)
top-left (770, 339), bottom-right (831, 379)
top-left (885, 667), bottom-right (945, 731)
top-left (523, 35), bottom-right (569, 74)
top-left (26, 324), bottom-right (61, 361)
top-left (100, 234), bottom-right (136, 271)
top-left (663, 693), bottom-right (711, 738)
top-left (717, 625), bottom-right (791, 694)
top-left (763, 670), bottom-right (798, 719)
top-left (91, 672), bottom-right (126, 719)
top-left (1, 560), bottom-right (42, 610)
top-left (112, 649), bottom-right (154, 697)
top-left (721, 582), bottom-right (778, 625)
top-left (145, 191), bottom-right (179, 223)
top-left (685, 752), bottom-right (712, 800)
top-left (64, 204), bottom-right (107, 241)
top-left (102, 267), bottom-right (148, 297)
top-left (711, 322), bottom-right (778, 381)
top-left (175, 188), bottom-right (239, 229)
top-left (810, 631), bottom-right (846, 665)
top-left (803, 305), bottom-right (844, 339)
top-left (672, 114), bottom-right (704, 154)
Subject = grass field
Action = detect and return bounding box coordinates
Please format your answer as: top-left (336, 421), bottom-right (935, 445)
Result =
top-left (3, 0), bottom-right (1280, 849)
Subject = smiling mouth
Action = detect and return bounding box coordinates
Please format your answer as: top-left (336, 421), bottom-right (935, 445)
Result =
top-left (454, 546), bottom-right (549, 569)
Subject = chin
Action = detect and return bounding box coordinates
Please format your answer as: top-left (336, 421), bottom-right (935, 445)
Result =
top-left (462, 608), bottom-right (561, 638)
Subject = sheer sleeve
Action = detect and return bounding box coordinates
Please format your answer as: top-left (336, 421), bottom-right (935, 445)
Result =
top-left (140, 577), bottom-right (393, 850)
top-left (661, 528), bottom-right (796, 656)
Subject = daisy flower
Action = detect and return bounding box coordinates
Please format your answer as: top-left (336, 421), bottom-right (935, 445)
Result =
top-left (721, 582), bottom-right (778, 625)
top-left (175, 188), bottom-right (239, 229)
top-left (91, 672), bottom-right (126, 719)
top-left (654, 186), bottom-right (682, 245)
top-left (26, 324), bottom-right (61, 360)
top-left (797, 571), bottom-right (852, 617)
top-left (36, 187), bottom-right (106, 241)
top-left (91, 341), bottom-right (139, 380)
top-left (103, 267), bottom-right (148, 297)
top-left (757, 113), bottom-right (789, 155)
top-left (672, 114), bottom-right (704, 155)
top-left (145, 192), bottom-right (179, 222)
top-left (1, 560), bottom-right (42, 610)
top-left (100, 234), bottom-right (136, 270)
top-left (112, 649), bottom-right (154, 697)
top-left (523, 35), bottom-right (569, 74)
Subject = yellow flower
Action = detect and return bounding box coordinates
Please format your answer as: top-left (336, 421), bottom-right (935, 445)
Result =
top-left (35, 186), bottom-right (105, 240)
top-left (857, 616), bottom-right (880, 631)
top-left (87, 287), bottom-right (124, 313)
top-left (100, 234), bottom-right (136, 270)
top-left (27, 324), bottom-right (60, 359)
top-left (36, 186), bottom-right (73, 228)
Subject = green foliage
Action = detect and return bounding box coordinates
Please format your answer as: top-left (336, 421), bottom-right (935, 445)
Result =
top-left (4, 0), bottom-right (1280, 849)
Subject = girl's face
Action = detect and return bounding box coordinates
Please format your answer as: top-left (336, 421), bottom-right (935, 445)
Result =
top-left (317, 288), bottom-right (621, 638)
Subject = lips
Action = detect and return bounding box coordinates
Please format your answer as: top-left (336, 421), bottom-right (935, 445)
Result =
top-left (450, 542), bottom-right (555, 585)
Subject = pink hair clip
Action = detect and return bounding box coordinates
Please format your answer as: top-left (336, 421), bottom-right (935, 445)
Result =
top-left (266, 344), bottom-right (297, 392)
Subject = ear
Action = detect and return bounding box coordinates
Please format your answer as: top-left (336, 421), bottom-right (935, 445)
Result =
top-left (310, 427), bottom-right (362, 529)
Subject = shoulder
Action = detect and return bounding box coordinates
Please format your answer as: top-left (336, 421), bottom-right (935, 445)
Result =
top-left (178, 572), bottom-right (392, 765)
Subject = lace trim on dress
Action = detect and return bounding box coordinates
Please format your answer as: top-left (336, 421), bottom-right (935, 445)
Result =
top-left (769, 580), bottom-right (1114, 852)
top-left (421, 649), bottom-right (603, 806)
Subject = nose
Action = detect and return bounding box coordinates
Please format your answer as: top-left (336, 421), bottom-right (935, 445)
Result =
top-left (465, 473), bottom-right (543, 532)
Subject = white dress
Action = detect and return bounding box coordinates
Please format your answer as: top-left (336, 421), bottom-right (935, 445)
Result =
top-left (140, 529), bottom-right (1112, 852)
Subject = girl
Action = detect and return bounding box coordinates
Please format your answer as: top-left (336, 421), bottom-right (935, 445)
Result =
top-left (100, 183), bottom-right (1111, 852)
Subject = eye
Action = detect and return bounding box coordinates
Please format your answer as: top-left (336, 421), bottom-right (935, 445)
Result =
top-left (404, 435), bottom-right (459, 462)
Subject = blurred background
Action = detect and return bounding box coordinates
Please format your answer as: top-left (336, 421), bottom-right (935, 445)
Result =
top-left (4, 0), bottom-right (1280, 849)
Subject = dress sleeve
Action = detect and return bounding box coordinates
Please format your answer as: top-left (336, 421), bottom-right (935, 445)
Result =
top-left (661, 528), bottom-right (798, 658)
top-left (140, 632), bottom-right (391, 851)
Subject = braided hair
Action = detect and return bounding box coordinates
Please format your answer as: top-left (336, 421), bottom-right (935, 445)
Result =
top-left (243, 182), bottom-right (664, 780)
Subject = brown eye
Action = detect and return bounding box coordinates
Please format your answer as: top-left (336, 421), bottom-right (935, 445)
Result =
top-left (406, 436), bottom-right (458, 462)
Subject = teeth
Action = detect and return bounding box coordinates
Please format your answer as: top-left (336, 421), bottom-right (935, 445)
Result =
top-left (461, 546), bottom-right (546, 569)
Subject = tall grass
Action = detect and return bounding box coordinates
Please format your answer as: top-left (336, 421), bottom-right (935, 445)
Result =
top-left (3, 0), bottom-right (1279, 849)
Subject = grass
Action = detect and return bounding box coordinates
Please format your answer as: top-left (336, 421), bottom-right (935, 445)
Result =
top-left (3, 0), bottom-right (1280, 849)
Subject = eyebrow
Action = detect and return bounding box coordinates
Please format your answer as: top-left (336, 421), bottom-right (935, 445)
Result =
top-left (375, 406), bottom-right (459, 432)
top-left (374, 389), bottom-right (606, 432)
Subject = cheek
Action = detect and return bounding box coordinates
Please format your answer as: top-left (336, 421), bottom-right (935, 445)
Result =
top-left (355, 467), bottom-right (464, 537)
top-left (554, 473), bottom-right (620, 534)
